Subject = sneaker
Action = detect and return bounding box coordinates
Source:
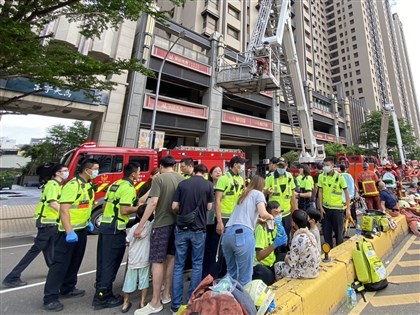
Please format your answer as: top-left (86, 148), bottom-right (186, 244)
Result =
top-left (43, 301), bottom-right (64, 312)
top-left (134, 303), bottom-right (163, 315)
top-left (60, 288), bottom-right (85, 298)
top-left (93, 294), bottom-right (123, 310)
top-left (2, 278), bottom-right (27, 288)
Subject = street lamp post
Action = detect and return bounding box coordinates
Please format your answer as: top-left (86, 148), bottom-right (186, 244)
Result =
top-left (149, 31), bottom-right (186, 149)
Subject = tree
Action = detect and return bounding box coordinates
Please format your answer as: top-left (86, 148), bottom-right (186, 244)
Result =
top-left (22, 120), bottom-right (89, 174)
top-left (324, 142), bottom-right (346, 158)
top-left (0, 0), bottom-right (184, 106)
top-left (359, 111), bottom-right (418, 161)
top-left (345, 145), bottom-right (365, 156)
top-left (282, 151), bottom-right (299, 166)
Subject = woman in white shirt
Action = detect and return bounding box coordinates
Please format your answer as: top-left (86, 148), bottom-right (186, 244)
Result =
top-left (221, 175), bottom-right (287, 286)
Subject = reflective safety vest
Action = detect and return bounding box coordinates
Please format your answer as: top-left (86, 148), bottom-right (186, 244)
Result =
top-left (220, 171), bottom-right (244, 219)
top-left (267, 172), bottom-right (295, 216)
top-left (58, 177), bottom-right (94, 232)
top-left (361, 180), bottom-right (378, 196)
top-left (101, 179), bottom-right (136, 231)
top-left (34, 179), bottom-right (61, 225)
top-left (319, 171), bottom-right (346, 210)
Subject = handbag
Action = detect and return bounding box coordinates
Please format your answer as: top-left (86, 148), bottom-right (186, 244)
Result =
top-left (176, 206), bottom-right (199, 230)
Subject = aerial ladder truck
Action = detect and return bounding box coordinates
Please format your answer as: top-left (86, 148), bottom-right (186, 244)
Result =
top-left (378, 103), bottom-right (406, 166)
top-left (216, 0), bottom-right (325, 163)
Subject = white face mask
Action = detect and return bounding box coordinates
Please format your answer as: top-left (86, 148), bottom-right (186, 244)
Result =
top-left (239, 164), bottom-right (245, 174)
top-left (323, 166), bottom-right (332, 173)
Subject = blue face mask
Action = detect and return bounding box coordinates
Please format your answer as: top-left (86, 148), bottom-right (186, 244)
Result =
top-left (323, 166), bottom-right (332, 173)
top-left (61, 171), bottom-right (69, 180)
top-left (277, 168), bottom-right (286, 175)
top-left (90, 169), bottom-right (99, 179)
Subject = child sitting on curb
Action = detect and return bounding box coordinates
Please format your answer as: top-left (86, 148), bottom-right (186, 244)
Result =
top-left (274, 210), bottom-right (320, 280)
top-left (306, 208), bottom-right (322, 254)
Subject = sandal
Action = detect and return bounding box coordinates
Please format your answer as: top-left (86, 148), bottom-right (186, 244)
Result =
top-left (121, 302), bottom-right (132, 313)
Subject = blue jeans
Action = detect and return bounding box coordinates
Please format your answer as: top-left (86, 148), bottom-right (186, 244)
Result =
top-left (171, 228), bottom-right (206, 312)
top-left (221, 225), bottom-right (255, 286)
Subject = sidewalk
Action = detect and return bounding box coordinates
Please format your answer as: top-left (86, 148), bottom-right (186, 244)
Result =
top-left (0, 204), bottom-right (37, 239)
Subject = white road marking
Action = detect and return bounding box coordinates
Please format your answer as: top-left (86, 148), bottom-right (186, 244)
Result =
top-left (0, 243), bottom-right (34, 250)
top-left (0, 262), bottom-right (127, 294)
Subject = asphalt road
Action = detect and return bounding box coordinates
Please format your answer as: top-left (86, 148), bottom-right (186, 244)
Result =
top-left (0, 186), bottom-right (41, 206)
top-left (0, 235), bottom-right (176, 315)
top-left (335, 233), bottom-right (420, 315)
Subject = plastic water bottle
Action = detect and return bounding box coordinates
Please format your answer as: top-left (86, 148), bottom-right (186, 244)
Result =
top-left (275, 214), bottom-right (284, 237)
top-left (355, 217), bottom-right (362, 239)
top-left (346, 285), bottom-right (357, 309)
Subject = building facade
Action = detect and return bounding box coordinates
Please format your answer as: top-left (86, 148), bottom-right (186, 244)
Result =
top-left (1, 0), bottom-right (418, 160)
top-left (119, 0), bottom-right (350, 167)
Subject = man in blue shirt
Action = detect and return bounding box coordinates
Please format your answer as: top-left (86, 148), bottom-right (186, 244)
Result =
top-left (378, 182), bottom-right (398, 212)
top-left (339, 164), bottom-right (355, 201)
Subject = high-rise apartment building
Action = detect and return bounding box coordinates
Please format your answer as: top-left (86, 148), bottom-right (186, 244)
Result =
top-left (154, 0), bottom-right (418, 144)
top-left (390, 13), bottom-right (420, 140)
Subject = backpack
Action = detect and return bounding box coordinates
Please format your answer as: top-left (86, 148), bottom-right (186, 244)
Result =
top-left (361, 211), bottom-right (390, 235)
top-left (352, 239), bottom-right (388, 291)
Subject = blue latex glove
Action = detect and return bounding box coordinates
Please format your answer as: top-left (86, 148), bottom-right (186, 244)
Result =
top-left (273, 233), bottom-right (288, 248)
top-left (268, 300), bottom-right (276, 312)
top-left (66, 230), bottom-right (78, 243)
top-left (276, 224), bottom-right (286, 237)
top-left (87, 221), bottom-right (94, 233)
top-left (274, 216), bottom-right (283, 225)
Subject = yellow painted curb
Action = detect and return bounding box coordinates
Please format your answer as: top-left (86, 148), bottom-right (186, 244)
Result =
top-left (269, 214), bottom-right (409, 315)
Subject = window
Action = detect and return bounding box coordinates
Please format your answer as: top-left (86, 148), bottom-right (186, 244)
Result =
top-left (76, 155), bottom-right (123, 174)
top-left (356, 69), bottom-right (361, 75)
top-left (128, 156), bottom-right (150, 173)
top-left (357, 79), bottom-right (362, 84)
top-left (228, 5), bottom-right (240, 19)
top-left (354, 52), bottom-right (358, 58)
top-left (227, 26), bottom-right (239, 40)
top-left (355, 61), bottom-right (359, 66)
top-left (358, 88), bottom-right (363, 93)
top-left (203, 15), bottom-right (217, 31)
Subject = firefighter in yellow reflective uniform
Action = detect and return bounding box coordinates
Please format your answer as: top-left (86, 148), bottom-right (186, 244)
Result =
top-left (264, 157), bottom-right (297, 245)
top-left (318, 157), bottom-right (351, 249)
top-left (93, 162), bottom-right (142, 310)
top-left (43, 158), bottom-right (99, 312)
top-left (212, 156), bottom-right (246, 277)
top-left (3, 164), bottom-right (67, 288)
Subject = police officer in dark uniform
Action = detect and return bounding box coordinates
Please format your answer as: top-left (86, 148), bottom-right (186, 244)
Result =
top-left (43, 158), bottom-right (99, 312)
top-left (92, 162), bottom-right (141, 310)
top-left (3, 164), bottom-right (67, 288)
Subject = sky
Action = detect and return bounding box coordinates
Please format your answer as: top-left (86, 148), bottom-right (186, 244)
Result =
top-left (0, 0), bottom-right (419, 146)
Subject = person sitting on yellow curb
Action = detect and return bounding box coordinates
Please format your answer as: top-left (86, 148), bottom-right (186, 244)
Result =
top-left (318, 157), bottom-right (351, 248)
top-left (264, 157), bottom-right (297, 245)
top-left (253, 201), bottom-right (286, 286)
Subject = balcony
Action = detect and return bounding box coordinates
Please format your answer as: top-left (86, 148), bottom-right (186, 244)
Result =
top-left (153, 35), bottom-right (209, 65)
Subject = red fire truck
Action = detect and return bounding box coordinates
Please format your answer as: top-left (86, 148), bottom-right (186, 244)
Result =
top-left (60, 142), bottom-right (245, 233)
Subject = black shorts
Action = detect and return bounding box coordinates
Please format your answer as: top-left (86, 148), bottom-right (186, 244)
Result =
top-left (149, 224), bottom-right (176, 263)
